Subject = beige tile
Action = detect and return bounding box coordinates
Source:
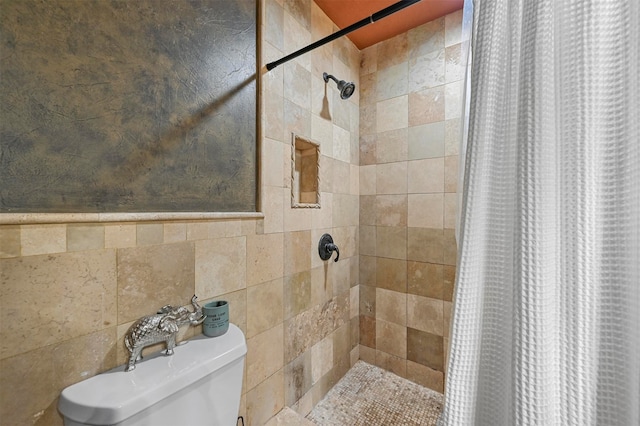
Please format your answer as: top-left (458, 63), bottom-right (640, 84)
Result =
top-left (408, 122), bottom-right (445, 160)
top-left (444, 118), bottom-right (461, 156)
top-left (220, 288), bottom-right (247, 334)
top-left (284, 294), bottom-right (349, 363)
top-left (359, 255), bottom-right (377, 288)
top-left (407, 328), bottom-right (443, 371)
top-left (284, 350), bottom-right (312, 407)
top-left (359, 344), bottom-right (376, 364)
top-left (332, 194), bottom-right (358, 228)
top-left (407, 295), bottom-right (444, 336)
top-left (359, 315), bottom-right (377, 350)
top-left (284, 231), bottom-right (311, 275)
top-left (408, 17), bottom-right (444, 58)
top-left (186, 222), bottom-right (209, 241)
top-left (375, 257), bottom-right (407, 293)
top-left (1, 250), bottom-right (117, 359)
top-left (376, 319), bottom-right (406, 359)
top-left (52, 328), bottom-right (117, 390)
top-left (445, 9), bottom-right (464, 47)
top-left (360, 104), bottom-right (377, 137)
top-left (195, 236), bottom-right (246, 299)
top-left (359, 72), bottom-right (377, 106)
top-left (350, 285), bottom-right (359, 319)
top-left (376, 96), bottom-right (408, 133)
top-left (104, 224), bottom-right (136, 248)
top-left (407, 227), bottom-right (444, 264)
top-left (360, 46), bottom-right (377, 75)
top-left (265, 0), bottom-right (284, 50)
top-left (311, 335), bottom-right (333, 384)
top-left (376, 128), bottom-right (408, 164)
top-left (284, 62), bottom-right (311, 110)
top-left (284, 198), bottom-right (313, 232)
top-left (406, 360), bottom-right (444, 393)
top-left (284, 270), bottom-right (311, 320)
top-left (377, 33), bottom-right (408, 70)
top-left (246, 324), bottom-right (284, 390)
top-left (359, 284), bottom-right (376, 318)
top-left (375, 195), bottom-right (407, 227)
top-left (0, 346), bottom-right (55, 425)
top-left (445, 80), bottom-right (463, 120)
top-left (117, 242), bottom-right (194, 323)
top-left (67, 224), bottom-right (104, 252)
top-left (310, 265), bottom-right (332, 308)
top-left (264, 93), bottom-right (285, 141)
top-left (444, 193), bottom-right (458, 229)
top-left (443, 229), bottom-right (457, 266)
top-left (208, 220), bottom-right (243, 239)
top-left (350, 163), bottom-right (360, 195)
top-left (283, 8), bottom-right (311, 71)
top-left (263, 185), bottom-right (285, 234)
top-left (408, 158), bottom-right (445, 194)
top-left (375, 350), bottom-right (407, 378)
top-left (408, 193), bottom-right (444, 229)
top-left (376, 288), bottom-right (406, 326)
top-left (262, 138), bottom-right (286, 188)
top-left (445, 43), bottom-right (465, 83)
top-left (247, 369), bottom-right (285, 426)
top-left (375, 226), bottom-right (407, 260)
top-left (376, 162), bottom-right (407, 195)
top-left (163, 222), bottom-right (187, 243)
top-left (444, 155), bottom-right (459, 192)
top-left (409, 49), bottom-right (445, 92)
top-left (247, 233), bottom-right (284, 286)
top-left (284, 99), bottom-right (311, 142)
top-left (247, 278), bottom-right (284, 338)
top-left (263, 42), bottom-right (285, 96)
top-left (360, 225), bottom-right (376, 256)
top-left (408, 261), bottom-right (444, 299)
top-left (443, 265), bottom-right (456, 302)
top-left (284, 0), bottom-right (311, 30)
top-left (443, 301), bottom-right (453, 338)
top-left (409, 87), bottom-right (445, 127)
top-left (360, 195), bottom-right (376, 227)
top-left (0, 226), bottom-right (20, 258)
top-left (136, 223), bottom-right (163, 246)
top-left (21, 224), bottom-right (66, 256)
top-left (359, 165), bottom-right (376, 195)
top-left (311, 1), bottom-right (333, 40)
top-left (376, 62), bottom-right (408, 101)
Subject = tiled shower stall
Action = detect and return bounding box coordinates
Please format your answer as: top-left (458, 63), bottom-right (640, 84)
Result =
top-left (0, 1), bottom-right (463, 425)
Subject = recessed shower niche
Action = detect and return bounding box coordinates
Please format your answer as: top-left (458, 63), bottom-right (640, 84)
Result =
top-left (291, 134), bottom-right (320, 208)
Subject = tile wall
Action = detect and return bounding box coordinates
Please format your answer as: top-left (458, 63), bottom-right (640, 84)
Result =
top-left (357, 10), bottom-right (464, 393)
top-left (0, 1), bottom-right (360, 425)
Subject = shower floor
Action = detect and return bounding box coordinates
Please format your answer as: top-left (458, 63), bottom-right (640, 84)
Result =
top-left (306, 361), bottom-right (444, 426)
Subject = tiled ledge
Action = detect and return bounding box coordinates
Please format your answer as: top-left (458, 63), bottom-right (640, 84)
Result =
top-left (0, 211), bottom-right (264, 225)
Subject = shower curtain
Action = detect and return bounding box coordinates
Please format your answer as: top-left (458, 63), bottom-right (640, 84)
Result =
top-left (440, 0), bottom-right (640, 425)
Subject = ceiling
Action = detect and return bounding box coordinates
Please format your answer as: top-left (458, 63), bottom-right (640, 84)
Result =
top-left (314, 0), bottom-right (464, 50)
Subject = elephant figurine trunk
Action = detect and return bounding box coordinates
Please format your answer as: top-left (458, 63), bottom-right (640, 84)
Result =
top-left (124, 295), bottom-right (206, 372)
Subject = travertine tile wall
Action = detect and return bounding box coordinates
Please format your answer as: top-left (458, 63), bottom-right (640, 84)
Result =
top-left (357, 10), bottom-right (464, 393)
top-left (0, 1), bottom-right (360, 425)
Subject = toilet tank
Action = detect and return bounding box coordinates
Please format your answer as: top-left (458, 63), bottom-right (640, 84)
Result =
top-left (58, 324), bottom-right (246, 426)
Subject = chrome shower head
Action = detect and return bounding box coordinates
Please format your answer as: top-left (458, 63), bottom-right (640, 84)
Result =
top-left (323, 72), bottom-right (355, 100)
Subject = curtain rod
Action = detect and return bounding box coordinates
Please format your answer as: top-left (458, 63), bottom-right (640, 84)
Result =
top-left (265, 0), bottom-right (422, 71)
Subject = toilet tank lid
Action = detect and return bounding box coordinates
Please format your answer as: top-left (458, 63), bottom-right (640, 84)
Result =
top-left (58, 323), bottom-right (246, 425)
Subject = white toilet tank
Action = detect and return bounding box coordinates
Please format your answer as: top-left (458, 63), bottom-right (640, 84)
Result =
top-left (58, 324), bottom-right (246, 426)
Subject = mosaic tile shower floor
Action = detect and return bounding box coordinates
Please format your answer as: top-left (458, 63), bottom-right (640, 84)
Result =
top-left (306, 361), bottom-right (445, 426)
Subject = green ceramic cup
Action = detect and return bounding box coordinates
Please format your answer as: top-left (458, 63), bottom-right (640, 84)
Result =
top-left (203, 301), bottom-right (229, 337)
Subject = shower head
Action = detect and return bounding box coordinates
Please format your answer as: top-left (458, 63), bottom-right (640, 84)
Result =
top-left (323, 72), bottom-right (355, 100)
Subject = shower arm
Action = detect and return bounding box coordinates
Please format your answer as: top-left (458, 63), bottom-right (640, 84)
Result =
top-left (265, 0), bottom-right (421, 71)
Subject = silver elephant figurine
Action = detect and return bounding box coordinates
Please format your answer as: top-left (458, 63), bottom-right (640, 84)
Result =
top-left (124, 295), bottom-right (206, 372)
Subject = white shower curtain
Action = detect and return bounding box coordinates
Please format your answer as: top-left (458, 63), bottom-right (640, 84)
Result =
top-left (440, 0), bottom-right (640, 425)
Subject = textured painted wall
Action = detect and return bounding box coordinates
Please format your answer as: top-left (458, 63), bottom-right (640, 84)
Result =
top-left (0, 0), bottom-right (257, 212)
